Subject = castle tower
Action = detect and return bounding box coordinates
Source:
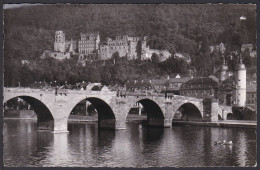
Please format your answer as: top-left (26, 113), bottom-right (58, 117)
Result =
top-left (218, 57), bottom-right (228, 81)
top-left (69, 43), bottom-right (74, 54)
top-left (235, 55), bottom-right (247, 107)
top-left (95, 33), bottom-right (100, 51)
top-left (54, 31), bottom-right (66, 52)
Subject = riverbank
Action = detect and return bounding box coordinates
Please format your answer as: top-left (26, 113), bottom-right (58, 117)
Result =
top-left (4, 115), bottom-right (256, 129)
top-left (68, 114), bottom-right (147, 122)
top-left (172, 120), bottom-right (257, 129)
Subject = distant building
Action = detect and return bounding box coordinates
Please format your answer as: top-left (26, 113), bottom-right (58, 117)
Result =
top-left (241, 44), bottom-right (253, 52)
top-left (173, 52), bottom-right (191, 63)
top-left (47, 31), bottom-right (171, 62)
top-left (141, 47), bottom-right (171, 62)
top-left (78, 32), bottom-right (100, 54)
top-left (216, 56), bottom-right (247, 107)
top-left (100, 35), bottom-right (146, 60)
top-left (54, 31), bottom-right (66, 52)
top-left (246, 81), bottom-right (256, 110)
top-left (21, 59), bottom-right (32, 65)
top-left (179, 77), bottom-right (219, 99)
top-left (218, 75), bottom-right (237, 106)
top-left (41, 50), bottom-right (71, 60)
top-left (54, 31), bottom-right (77, 53)
top-left (209, 42), bottom-right (225, 54)
top-left (100, 35), bottom-right (129, 60)
top-left (126, 80), bottom-right (156, 93)
top-left (250, 51), bottom-right (256, 58)
top-left (151, 76), bottom-right (191, 94)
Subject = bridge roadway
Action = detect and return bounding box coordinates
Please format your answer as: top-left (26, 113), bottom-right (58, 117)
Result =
top-left (3, 87), bottom-right (227, 133)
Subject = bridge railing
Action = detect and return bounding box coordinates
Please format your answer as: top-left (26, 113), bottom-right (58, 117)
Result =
top-left (4, 87), bottom-right (117, 95)
top-left (125, 91), bottom-right (164, 97)
top-left (4, 87), bottom-right (55, 93)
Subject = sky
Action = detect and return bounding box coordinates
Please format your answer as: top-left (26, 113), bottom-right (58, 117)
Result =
top-left (3, 4), bottom-right (41, 9)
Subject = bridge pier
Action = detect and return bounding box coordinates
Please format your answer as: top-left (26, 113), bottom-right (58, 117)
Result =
top-left (53, 117), bottom-right (69, 133)
top-left (38, 120), bottom-right (54, 131)
top-left (111, 97), bottom-right (128, 130)
top-left (115, 119), bottom-right (127, 130)
top-left (164, 118), bottom-right (172, 128)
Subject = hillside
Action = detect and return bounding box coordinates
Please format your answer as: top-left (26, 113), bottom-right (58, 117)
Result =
top-left (3, 4), bottom-right (256, 86)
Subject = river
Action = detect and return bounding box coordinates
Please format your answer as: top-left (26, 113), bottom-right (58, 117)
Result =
top-left (3, 119), bottom-right (256, 167)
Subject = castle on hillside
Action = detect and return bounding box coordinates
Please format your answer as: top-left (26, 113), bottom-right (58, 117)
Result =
top-left (41, 31), bottom-right (171, 63)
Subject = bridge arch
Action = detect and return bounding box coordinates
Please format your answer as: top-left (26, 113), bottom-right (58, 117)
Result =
top-left (173, 102), bottom-right (203, 121)
top-left (69, 97), bottom-right (116, 129)
top-left (127, 97), bottom-right (165, 126)
top-left (4, 95), bottom-right (54, 130)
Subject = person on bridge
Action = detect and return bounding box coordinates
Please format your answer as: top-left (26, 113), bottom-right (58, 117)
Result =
top-left (55, 86), bottom-right (58, 95)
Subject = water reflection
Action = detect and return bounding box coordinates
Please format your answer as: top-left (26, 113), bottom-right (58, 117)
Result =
top-left (3, 119), bottom-right (257, 167)
top-left (43, 133), bottom-right (71, 166)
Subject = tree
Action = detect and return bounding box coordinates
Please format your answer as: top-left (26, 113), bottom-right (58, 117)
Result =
top-left (151, 53), bottom-right (159, 64)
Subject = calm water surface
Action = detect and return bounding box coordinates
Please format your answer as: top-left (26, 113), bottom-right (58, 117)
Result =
top-left (3, 119), bottom-right (256, 167)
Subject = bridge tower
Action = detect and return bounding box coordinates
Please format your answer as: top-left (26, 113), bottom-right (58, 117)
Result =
top-left (54, 31), bottom-right (66, 52)
top-left (235, 56), bottom-right (246, 107)
top-left (218, 57), bottom-right (228, 81)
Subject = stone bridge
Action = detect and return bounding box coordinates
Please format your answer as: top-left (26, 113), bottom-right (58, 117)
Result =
top-left (3, 87), bottom-right (221, 133)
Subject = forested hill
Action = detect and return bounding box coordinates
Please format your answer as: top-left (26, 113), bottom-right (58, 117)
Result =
top-left (4, 4), bottom-right (256, 58)
top-left (3, 4), bottom-right (256, 87)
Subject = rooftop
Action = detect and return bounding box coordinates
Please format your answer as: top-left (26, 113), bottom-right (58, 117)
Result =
top-left (247, 82), bottom-right (257, 92)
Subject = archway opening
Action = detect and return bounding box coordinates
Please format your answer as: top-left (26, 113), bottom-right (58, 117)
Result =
top-left (4, 96), bottom-right (54, 130)
top-left (69, 97), bottom-right (115, 129)
top-left (127, 99), bottom-right (164, 127)
top-left (175, 103), bottom-right (202, 121)
top-left (126, 102), bottom-right (147, 123)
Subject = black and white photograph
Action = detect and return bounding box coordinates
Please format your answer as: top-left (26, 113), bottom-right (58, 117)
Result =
top-left (2, 2), bottom-right (257, 168)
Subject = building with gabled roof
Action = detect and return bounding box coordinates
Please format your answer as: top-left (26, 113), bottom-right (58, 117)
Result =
top-left (241, 44), bottom-right (253, 52)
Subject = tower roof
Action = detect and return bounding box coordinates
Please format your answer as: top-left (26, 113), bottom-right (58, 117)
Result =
top-left (236, 55), bottom-right (246, 70)
top-left (219, 65), bottom-right (228, 71)
top-left (219, 57), bottom-right (228, 71)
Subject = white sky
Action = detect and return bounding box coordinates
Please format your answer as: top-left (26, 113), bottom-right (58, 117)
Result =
top-left (3, 4), bottom-right (42, 9)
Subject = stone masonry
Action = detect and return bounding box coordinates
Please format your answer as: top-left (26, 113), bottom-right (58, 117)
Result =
top-left (4, 87), bottom-right (226, 133)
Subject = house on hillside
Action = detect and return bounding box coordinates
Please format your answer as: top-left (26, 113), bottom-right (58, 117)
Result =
top-left (246, 81), bottom-right (257, 110)
top-left (173, 52), bottom-right (191, 63)
top-left (209, 42), bottom-right (225, 54)
top-left (241, 44), bottom-right (253, 52)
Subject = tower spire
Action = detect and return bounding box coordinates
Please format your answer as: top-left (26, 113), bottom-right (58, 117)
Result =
top-left (239, 54), bottom-right (243, 64)
top-left (222, 56), bottom-right (226, 65)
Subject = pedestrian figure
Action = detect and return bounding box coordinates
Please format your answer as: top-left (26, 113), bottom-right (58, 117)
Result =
top-left (55, 86), bottom-right (58, 95)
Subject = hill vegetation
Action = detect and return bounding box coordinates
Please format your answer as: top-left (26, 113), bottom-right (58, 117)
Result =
top-left (4, 4), bottom-right (256, 87)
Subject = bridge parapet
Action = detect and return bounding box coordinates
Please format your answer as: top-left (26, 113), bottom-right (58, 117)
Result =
top-left (125, 92), bottom-right (164, 97)
top-left (4, 87), bottom-right (54, 93)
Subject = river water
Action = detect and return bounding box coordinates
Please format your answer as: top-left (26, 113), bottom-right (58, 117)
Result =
top-left (3, 119), bottom-right (256, 167)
